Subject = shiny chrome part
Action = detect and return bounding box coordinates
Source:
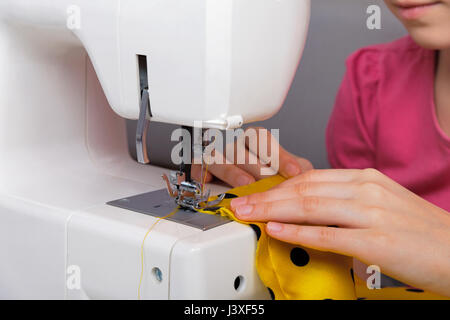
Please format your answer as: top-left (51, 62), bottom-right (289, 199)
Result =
top-left (161, 127), bottom-right (223, 211)
top-left (107, 189), bottom-right (231, 231)
top-left (162, 171), bottom-right (226, 211)
top-left (136, 89), bottom-right (151, 164)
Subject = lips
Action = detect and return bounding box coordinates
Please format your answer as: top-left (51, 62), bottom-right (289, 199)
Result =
top-left (394, 0), bottom-right (439, 7)
top-left (394, 1), bottom-right (441, 19)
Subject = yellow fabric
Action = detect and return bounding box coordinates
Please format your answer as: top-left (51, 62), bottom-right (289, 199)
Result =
top-left (354, 276), bottom-right (449, 300)
top-left (200, 175), bottom-right (356, 300)
top-left (201, 175), bottom-right (449, 300)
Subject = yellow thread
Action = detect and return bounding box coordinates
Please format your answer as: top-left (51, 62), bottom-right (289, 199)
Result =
top-left (138, 206), bottom-right (179, 300)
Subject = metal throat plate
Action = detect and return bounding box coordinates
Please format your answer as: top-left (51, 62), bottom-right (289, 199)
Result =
top-left (107, 189), bottom-right (231, 231)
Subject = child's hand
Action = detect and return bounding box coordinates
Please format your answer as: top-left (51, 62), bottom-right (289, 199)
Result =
top-left (191, 127), bottom-right (313, 187)
top-left (230, 168), bottom-right (450, 297)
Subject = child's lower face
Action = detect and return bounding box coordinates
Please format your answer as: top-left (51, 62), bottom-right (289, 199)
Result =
top-left (383, 0), bottom-right (450, 50)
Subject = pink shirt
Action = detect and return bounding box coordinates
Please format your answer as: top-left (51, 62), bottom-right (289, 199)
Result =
top-left (326, 36), bottom-right (450, 212)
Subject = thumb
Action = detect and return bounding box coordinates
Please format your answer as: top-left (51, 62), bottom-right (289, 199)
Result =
top-left (279, 151), bottom-right (313, 178)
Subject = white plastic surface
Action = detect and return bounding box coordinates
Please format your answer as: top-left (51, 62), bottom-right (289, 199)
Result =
top-left (67, 205), bottom-right (269, 300)
top-left (0, 0), bottom-right (310, 129)
top-left (0, 0), bottom-right (310, 299)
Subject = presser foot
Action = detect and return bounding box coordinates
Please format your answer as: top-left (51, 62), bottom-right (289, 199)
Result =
top-left (162, 172), bottom-right (225, 211)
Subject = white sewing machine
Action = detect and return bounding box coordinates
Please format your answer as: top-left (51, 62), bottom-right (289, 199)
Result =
top-left (0, 0), bottom-right (310, 299)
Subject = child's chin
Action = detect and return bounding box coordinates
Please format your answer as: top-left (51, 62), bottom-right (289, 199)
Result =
top-left (408, 27), bottom-right (450, 50)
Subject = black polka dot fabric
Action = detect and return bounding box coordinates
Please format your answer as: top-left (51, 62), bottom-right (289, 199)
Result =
top-left (406, 288), bottom-right (424, 293)
top-left (267, 287), bottom-right (275, 300)
top-left (290, 247), bottom-right (310, 267)
top-left (198, 175), bottom-right (362, 300)
top-left (249, 224), bottom-right (261, 241)
top-left (222, 193), bottom-right (238, 199)
top-left (199, 175), bottom-right (447, 300)
top-left (202, 206), bottom-right (221, 212)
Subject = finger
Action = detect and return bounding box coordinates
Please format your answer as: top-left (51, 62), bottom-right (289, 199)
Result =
top-left (207, 159), bottom-right (256, 188)
top-left (231, 182), bottom-right (356, 208)
top-left (278, 168), bottom-right (393, 188)
top-left (203, 148), bottom-right (257, 187)
top-left (224, 138), bottom-right (274, 180)
top-left (191, 164), bottom-right (213, 183)
top-left (295, 155), bottom-right (314, 172)
top-left (233, 197), bottom-right (369, 228)
top-left (275, 169), bottom-right (400, 202)
top-left (244, 127), bottom-right (308, 178)
top-left (236, 151), bottom-right (275, 180)
top-left (274, 169), bottom-right (366, 189)
top-left (278, 150), bottom-right (308, 179)
top-left (266, 223), bottom-right (366, 256)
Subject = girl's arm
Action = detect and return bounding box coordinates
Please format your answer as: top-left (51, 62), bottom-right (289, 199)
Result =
top-left (230, 168), bottom-right (450, 297)
top-left (229, 48), bottom-right (450, 297)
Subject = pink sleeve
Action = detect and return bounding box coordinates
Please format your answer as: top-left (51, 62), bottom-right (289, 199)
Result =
top-left (326, 48), bottom-right (380, 169)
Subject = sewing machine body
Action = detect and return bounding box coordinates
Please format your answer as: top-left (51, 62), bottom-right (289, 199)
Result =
top-left (0, 0), bottom-right (310, 299)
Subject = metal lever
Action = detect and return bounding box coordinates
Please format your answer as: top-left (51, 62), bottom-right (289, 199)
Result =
top-left (136, 88), bottom-right (151, 164)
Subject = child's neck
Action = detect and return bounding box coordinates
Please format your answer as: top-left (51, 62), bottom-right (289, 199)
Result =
top-left (434, 48), bottom-right (450, 138)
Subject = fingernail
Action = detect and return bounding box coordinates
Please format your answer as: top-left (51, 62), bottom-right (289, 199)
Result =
top-left (285, 163), bottom-right (300, 177)
top-left (237, 175), bottom-right (253, 186)
top-left (231, 197), bottom-right (247, 208)
top-left (235, 205), bottom-right (253, 216)
top-left (267, 222), bottom-right (283, 233)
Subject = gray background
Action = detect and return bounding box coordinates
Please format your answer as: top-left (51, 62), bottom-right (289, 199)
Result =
top-left (127, 0), bottom-right (407, 169)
